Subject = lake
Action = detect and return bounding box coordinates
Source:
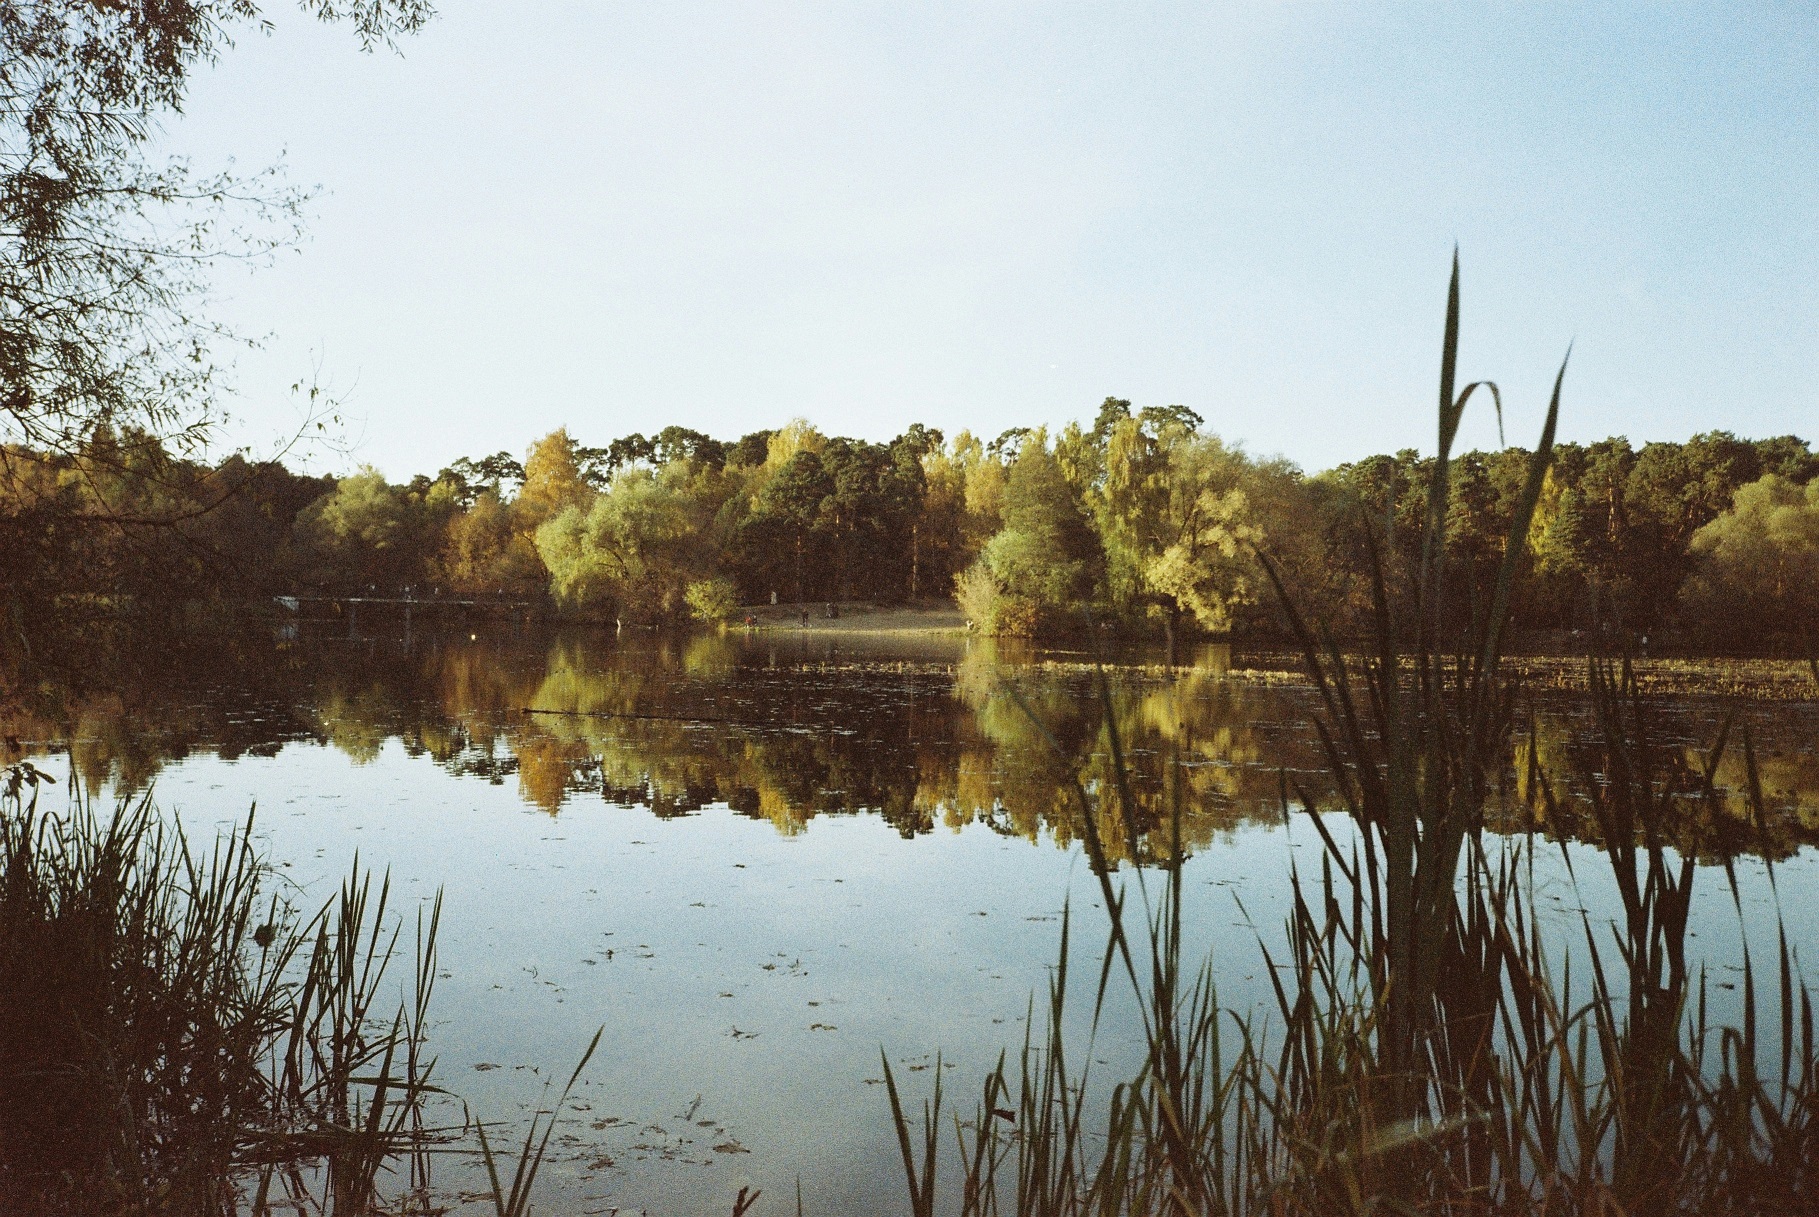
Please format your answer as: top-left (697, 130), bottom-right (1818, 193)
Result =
top-left (8, 627), bottom-right (1818, 1215)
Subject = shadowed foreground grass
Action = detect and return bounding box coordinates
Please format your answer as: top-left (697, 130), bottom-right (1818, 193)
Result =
top-left (0, 769), bottom-right (455, 1215)
top-left (887, 261), bottom-right (1819, 1216)
top-left (0, 766), bottom-right (607, 1217)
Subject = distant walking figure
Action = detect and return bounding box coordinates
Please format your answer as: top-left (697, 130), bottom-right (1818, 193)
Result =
top-left (799, 607), bottom-right (809, 628)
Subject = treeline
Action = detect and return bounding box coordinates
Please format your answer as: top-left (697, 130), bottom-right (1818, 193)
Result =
top-left (4, 404), bottom-right (1815, 651)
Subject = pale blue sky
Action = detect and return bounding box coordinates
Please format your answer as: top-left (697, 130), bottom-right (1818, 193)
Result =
top-left (168, 2), bottom-right (1817, 479)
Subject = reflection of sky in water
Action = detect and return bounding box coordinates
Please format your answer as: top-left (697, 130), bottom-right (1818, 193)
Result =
top-left (26, 737), bottom-right (1325, 1214)
top-left (9, 633), bottom-right (1819, 1212)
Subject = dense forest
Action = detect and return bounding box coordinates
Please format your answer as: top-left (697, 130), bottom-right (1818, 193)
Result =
top-left (3, 402), bottom-right (1815, 658)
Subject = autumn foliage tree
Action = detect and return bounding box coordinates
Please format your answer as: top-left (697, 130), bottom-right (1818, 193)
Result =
top-left (1681, 474), bottom-right (1819, 647)
top-left (535, 464), bottom-right (717, 624)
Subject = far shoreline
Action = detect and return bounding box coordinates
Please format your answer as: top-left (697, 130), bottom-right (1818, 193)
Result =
top-left (721, 605), bottom-right (1818, 701)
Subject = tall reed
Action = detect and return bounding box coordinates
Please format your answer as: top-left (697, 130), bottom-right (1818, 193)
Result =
top-left (888, 258), bottom-right (1819, 1215)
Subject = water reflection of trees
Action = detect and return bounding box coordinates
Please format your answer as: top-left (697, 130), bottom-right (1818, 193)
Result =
top-left (4, 631), bottom-right (1815, 860)
top-left (1510, 703), bottom-right (1819, 862)
top-left (480, 638), bottom-right (1333, 859)
top-left (0, 639), bottom-right (319, 799)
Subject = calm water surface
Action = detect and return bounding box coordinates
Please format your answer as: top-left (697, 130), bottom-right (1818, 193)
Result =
top-left (10, 629), bottom-right (1819, 1215)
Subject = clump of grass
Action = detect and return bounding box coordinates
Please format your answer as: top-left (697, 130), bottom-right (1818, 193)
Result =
top-left (0, 766), bottom-right (452, 1216)
top-left (0, 771), bottom-right (282, 1214)
top-left (889, 257), bottom-right (1819, 1215)
top-left (255, 862), bottom-right (453, 1214)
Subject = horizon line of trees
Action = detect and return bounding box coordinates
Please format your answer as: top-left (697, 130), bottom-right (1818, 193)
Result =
top-left (4, 405), bottom-right (1816, 659)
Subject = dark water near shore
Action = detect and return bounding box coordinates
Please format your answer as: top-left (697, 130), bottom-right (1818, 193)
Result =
top-left (6, 629), bottom-right (1819, 1214)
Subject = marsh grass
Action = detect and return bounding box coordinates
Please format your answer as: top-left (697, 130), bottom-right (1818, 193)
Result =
top-left (0, 766), bottom-right (456, 1216)
top-left (0, 759), bottom-right (630, 1217)
top-left (889, 258), bottom-right (1819, 1215)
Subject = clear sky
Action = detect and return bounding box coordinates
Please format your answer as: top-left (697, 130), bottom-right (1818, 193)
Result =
top-left (166, 2), bottom-right (1817, 480)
